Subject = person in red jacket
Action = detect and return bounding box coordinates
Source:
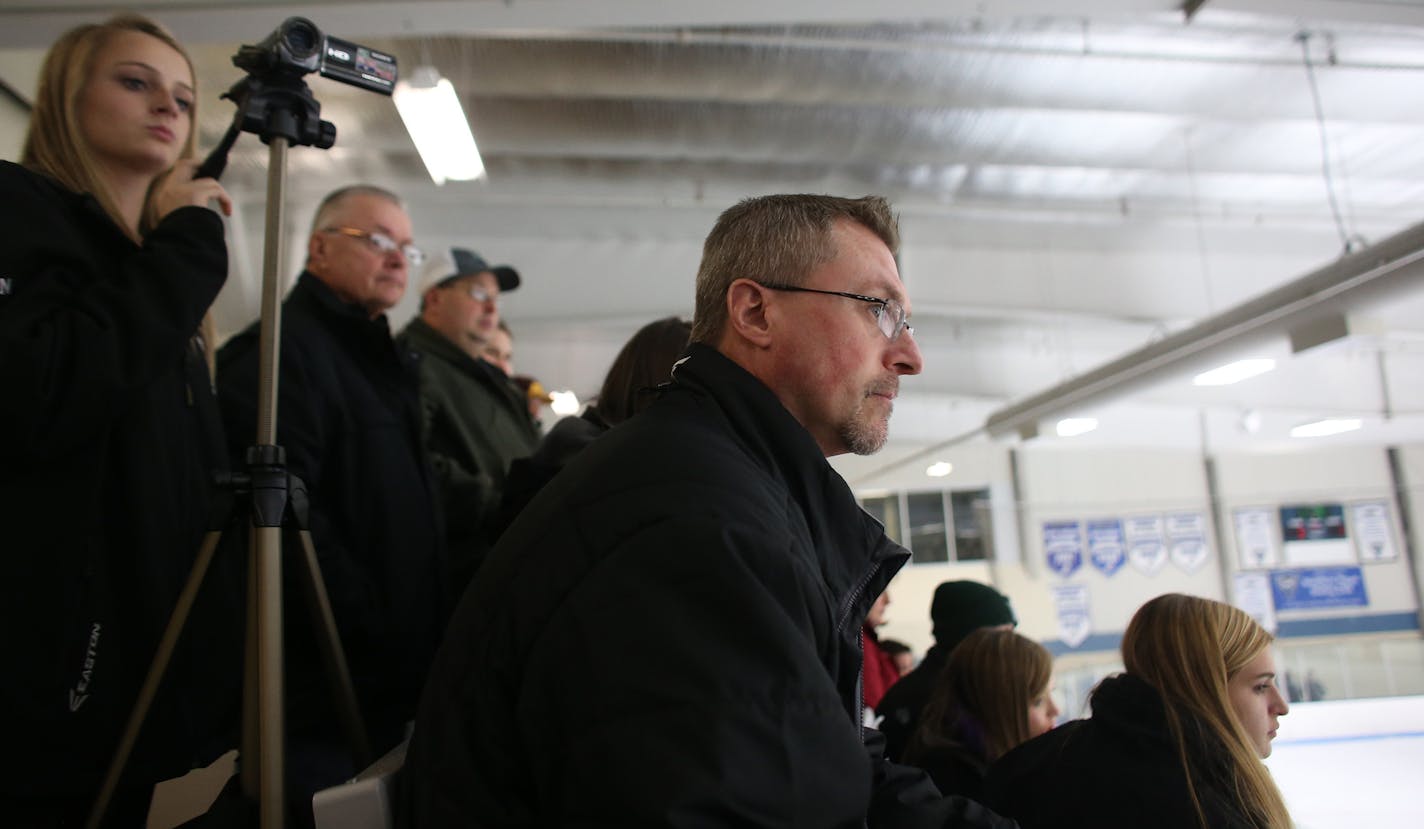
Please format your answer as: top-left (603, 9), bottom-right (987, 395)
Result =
top-left (863, 589), bottom-right (903, 712)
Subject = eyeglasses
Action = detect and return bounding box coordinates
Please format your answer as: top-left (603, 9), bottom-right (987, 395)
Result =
top-left (323, 226), bottom-right (425, 267)
top-left (459, 285), bottom-right (497, 306)
top-left (756, 282), bottom-right (914, 341)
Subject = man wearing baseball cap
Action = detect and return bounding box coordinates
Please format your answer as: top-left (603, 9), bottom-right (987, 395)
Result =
top-left (397, 247), bottom-right (540, 598)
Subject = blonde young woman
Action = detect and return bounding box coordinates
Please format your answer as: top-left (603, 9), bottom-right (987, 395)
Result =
top-left (0, 14), bottom-right (237, 825)
top-left (902, 627), bottom-right (1059, 800)
top-left (984, 593), bottom-right (1293, 829)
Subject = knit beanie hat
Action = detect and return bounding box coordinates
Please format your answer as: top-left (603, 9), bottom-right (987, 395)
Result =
top-left (930, 580), bottom-right (1016, 650)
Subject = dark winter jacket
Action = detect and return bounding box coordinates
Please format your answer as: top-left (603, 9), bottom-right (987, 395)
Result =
top-left (908, 741), bottom-right (987, 802)
top-left (396, 316), bottom-right (539, 596)
top-left (399, 344), bottom-right (1015, 828)
top-left (218, 272), bottom-right (444, 750)
top-left (877, 643), bottom-right (951, 761)
top-left (984, 673), bottom-right (1254, 828)
top-left (0, 161), bottom-right (241, 802)
top-left (494, 406), bottom-right (608, 534)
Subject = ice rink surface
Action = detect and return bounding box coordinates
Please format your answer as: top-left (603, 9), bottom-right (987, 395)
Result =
top-left (1265, 695), bottom-right (1424, 828)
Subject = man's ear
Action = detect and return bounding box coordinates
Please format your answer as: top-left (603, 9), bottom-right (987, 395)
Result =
top-left (306, 232), bottom-right (327, 270)
top-left (725, 278), bottom-right (774, 348)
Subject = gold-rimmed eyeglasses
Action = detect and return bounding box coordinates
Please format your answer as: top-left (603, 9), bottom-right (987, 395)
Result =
top-left (323, 226), bottom-right (425, 267)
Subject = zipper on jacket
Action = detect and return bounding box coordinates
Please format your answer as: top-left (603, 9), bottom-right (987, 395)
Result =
top-left (839, 565), bottom-right (880, 731)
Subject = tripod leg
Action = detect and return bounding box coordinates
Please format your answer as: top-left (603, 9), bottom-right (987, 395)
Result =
top-left (255, 524), bottom-right (286, 828)
top-left (85, 530), bottom-right (224, 829)
top-left (294, 529), bottom-right (373, 769)
top-left (241, 532), bottom-right (260, 799)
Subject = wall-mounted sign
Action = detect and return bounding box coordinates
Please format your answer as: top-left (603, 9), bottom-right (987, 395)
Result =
top-left (1087, 518), bottom-right (1126, 577)
top-left (1351, 501), bottom-right (1398, 563)
top-left (1052, 583), bottom-right (1092, 649)
top-left (1232, 571), bottom-right (1278, 634)
top-left (1280, 504), bottom-right (1347, 541)
top-left (1166, 511), bottom-right (1209, 574)
top-left (1281, 503), bottom-right (1354, 566)
top-left (1125, 514), bottom-right (1167, 576)
top-left (1270, 566), bottom-right (1369, 611)
top-left (1233, 507), bottom-right (1279, 569)
top-left (1043, 520), bottom-right (1083, 579)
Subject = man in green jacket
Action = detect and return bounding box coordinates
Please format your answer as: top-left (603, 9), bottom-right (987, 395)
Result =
top-left (398, 248), bottom-right (539, 600)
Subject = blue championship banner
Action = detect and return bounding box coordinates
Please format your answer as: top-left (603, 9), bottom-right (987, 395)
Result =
top-left (1270, 566), bottom-right (1369, 611)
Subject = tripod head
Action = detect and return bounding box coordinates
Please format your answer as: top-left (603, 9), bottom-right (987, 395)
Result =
top-left (197, 17), bottom-right (396, 177)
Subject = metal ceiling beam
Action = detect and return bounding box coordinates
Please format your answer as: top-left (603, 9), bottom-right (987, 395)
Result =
top-left (984, 218), bottom-right (1424, 439)
top-left (1183, 0), bottom-right (1212, 23)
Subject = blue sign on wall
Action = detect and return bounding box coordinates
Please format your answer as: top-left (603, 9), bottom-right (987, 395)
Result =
top-left (1270, 566), bottom-right (1369, 611)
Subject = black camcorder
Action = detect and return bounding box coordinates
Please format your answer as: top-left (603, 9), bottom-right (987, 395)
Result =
top-left (235, 17), bottom-right (397, 95)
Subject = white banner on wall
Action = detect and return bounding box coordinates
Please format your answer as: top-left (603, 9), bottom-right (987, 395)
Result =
top-left (1087, 518), bottom-right (1126, 577)
top-left (1233, 507), bottom-right (1278, 569)
top-left (1167, 511), bottom-right (1210, 574)
top-left (1351, 501), bottom-right (1398, 562)
top-left (1232, 571), bottom-right (1278, 634)
top-left (1043, 520), bottom-right (1083, 579)
top-left (1052, 583), bottom-right (1092, 649)
top-left (1125, 514), bottom-right (1167, 576)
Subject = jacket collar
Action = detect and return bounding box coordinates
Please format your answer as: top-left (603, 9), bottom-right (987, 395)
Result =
top-left (402, 316), bottom-right (490, 374)
top-left (669, 343), bottom-right (909, 629)
top-left (292, 270), bottom-right (392, 331)
top-left (18, 163), bottom-right (140, 249)
top-left (288, 273), bottom-right (415, 378)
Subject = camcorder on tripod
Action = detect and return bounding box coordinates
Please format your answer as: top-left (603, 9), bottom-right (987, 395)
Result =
top-left (88, 18), bottom-right (398, 829)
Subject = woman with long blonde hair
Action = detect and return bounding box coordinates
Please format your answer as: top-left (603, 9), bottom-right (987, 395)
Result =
top-left (0, 13), bottom-right (236, 825)
top-left (984, 593), bottom-right (1292, 828)
top-left (902, 627), bottom-right (1059, 799)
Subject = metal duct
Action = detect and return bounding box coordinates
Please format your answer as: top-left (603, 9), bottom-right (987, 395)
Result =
top-left (984, 218), bottom-right (1424, 439)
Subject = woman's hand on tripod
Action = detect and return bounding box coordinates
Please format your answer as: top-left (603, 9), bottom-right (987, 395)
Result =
top-left (152, 158), bottom-right (233, 220)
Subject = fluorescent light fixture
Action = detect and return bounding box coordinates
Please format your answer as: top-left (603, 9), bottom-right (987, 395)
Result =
top-left (393, 67), bottom-right (485, 184)
top-left (1290, 418), bottom-right (1362, 438)
top-left (926, 461), bottom-right (953, 477)
top-left (1193, 358), bottom-right (1276, 386)
top-left (549, 390), bottom-right (581, 416)
top-left (1056, 417), bottom-right (1098, 437)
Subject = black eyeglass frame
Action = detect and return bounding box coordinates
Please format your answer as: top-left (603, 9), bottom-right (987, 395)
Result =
top-left (755, 281), bottom-right (914, 341)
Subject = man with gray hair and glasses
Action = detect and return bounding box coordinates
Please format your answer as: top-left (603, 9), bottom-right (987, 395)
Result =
top-left (402, 194), bottom-right (1015, 828)
top-left (218, 185), bottom-right (445, 819)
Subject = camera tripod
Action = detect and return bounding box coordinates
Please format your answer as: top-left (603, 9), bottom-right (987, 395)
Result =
top-left (87, 52), bottom-right (376, 829)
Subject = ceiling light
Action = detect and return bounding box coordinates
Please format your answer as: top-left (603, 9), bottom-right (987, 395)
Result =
top-left (549, 390), bottom-right (581, 416)
top-left (393, 67), bottom-right (485, 185)
top-left (1056, 417), bottom-right (1098, 437)
top-left (926, 461), bottom-right (953, 477)
top-left (1290, 418), bottom-right (1362, 438)
top-left (1193, 358), bottom-right (1276, 386)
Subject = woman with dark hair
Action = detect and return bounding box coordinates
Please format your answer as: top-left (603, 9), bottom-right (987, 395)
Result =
top-left (984, 593), bottom-right (1293, 828)
top-left (0, 13), bottom-right (235, 824)
top-left (592, 315), bottom-right (695, 426)
top-left (902, 628), bottom-right (1057, 799)
top-left (498, 316), bottom-right (691, 526)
